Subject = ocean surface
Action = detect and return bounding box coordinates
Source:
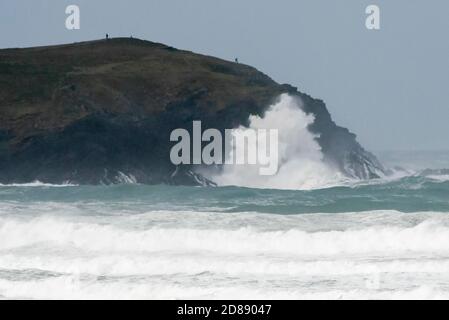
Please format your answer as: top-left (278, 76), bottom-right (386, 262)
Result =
top-left (1, 151), bottom-right (449, 300)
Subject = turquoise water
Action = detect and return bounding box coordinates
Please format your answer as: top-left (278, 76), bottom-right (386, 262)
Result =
top-left (1, 175), bottom-right (448, 214)
top-left (1, 172), bottom-right (449, 299)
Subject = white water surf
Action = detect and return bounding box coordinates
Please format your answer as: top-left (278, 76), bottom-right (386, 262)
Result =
top-left (1, 204), bottom-right (449, 300)
top-left (210, 94), bottom-right (345, 190)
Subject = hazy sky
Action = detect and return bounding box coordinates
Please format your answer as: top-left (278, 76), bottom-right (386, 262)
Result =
top-left (1, 0), bottom-right (448, 151)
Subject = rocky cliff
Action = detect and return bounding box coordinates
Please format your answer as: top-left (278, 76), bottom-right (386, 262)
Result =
top-left (0, 38), bottom-right (385, 185)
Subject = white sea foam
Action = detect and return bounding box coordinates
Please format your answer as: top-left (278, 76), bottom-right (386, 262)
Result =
top-left (2, 214), bottom-right (449, 256)
top-left (210, 94), bottom-right (345, 190)
top-left (0, 277), bottom-right (448, 300)
top-left (427, 175), bottom-right (449, 182)
top-left (1, 209), bottom-right (449, 299)
top-left (0, 181), bottom-right (77, 187)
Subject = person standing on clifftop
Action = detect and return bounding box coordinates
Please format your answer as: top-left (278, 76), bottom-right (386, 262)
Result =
top-left (106, 34), bottom-right (109, 40)
top-left (235, 58), bottom-right (239, 63)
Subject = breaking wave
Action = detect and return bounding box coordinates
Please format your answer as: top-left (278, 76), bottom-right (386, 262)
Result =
top-left (2, 213), bottom-right (449, 256)
top-left (0, 181), bottom-right (77, 188)
top-left (1, 209), bottom-right (449, 299)
top-left (211, 94), bottom-right (344, 190)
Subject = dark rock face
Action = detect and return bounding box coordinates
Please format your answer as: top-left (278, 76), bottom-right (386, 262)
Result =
top-left (0, 38), bottom-right (385, 185)
top-left (296, 92), bottom-right (385, 179)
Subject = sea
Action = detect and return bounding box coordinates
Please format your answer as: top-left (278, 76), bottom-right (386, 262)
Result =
top-left (1, 150), bottom-right (449, 300)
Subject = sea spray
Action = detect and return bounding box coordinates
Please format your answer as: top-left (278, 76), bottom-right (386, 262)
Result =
top-left (210, 94), bottom-right (344, 190)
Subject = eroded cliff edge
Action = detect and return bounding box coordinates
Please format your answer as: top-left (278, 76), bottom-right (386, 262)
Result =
top-left (0, 38), bottom-right (385, 185)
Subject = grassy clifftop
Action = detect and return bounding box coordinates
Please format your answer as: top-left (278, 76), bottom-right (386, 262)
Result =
top-left (0, 38), bottom-right (285, 143)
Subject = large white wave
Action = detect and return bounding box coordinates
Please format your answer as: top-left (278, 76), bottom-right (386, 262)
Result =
top-left (209, 94), bottom-right (344, 190)
top-left (2, 209), bottom-right (449, 299)
top-left (2, 213), bottom-right (449, 256)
